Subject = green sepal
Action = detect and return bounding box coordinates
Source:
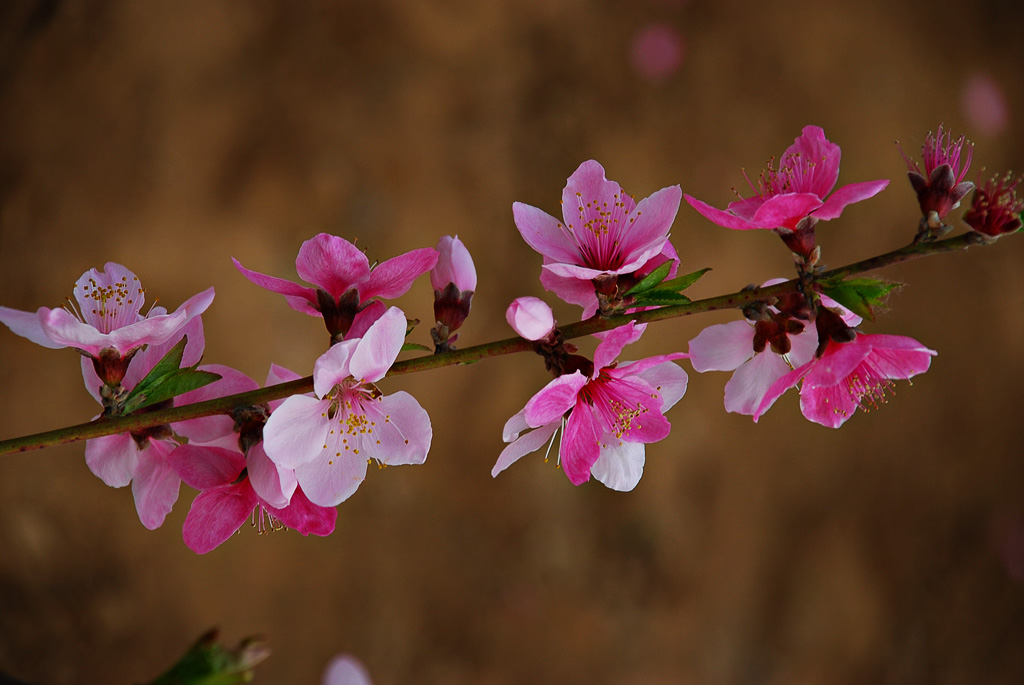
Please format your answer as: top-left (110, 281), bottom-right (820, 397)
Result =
top-left (121, 337), bottom-right (221, 414)
top-left (401, 342), bottom-right (431, 353)
top-left (147, 629), bottom-right (269, 685)
top-left (820, 278), bottom-right (901, 321)
top-left (623, 261), bottom-right (674, 296)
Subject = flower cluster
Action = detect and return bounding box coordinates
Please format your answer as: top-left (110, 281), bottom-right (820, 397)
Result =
top-left (2, 123), bottom-right (1016, 554)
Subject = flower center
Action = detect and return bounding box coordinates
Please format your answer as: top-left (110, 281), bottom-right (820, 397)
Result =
top-left (72, 273), bottom-right (145, 333)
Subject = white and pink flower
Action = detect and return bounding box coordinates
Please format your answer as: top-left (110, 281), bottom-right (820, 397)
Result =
top-left (262, 307), bottom-right (432, 507)
top-left (514, 160), bottom-right (682, 316)
top-left (493, 322), bottom-right (687, 491)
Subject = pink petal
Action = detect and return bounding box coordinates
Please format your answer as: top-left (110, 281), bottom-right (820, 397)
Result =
top-left (561, 160), bottom-right (628, 224)
top-left (513, 202), bottom-right (582, 265)
top-left (167, 444), bottom-right (245, 490)
top-left (132, 440), bottom-right (181, 530)
top-left (560, 402), bottom-right (602, 485)
top-left (590, 439), bottom-right (645, 491)
top-left (322, 655), bottom-right (373, 685)
top-left (724, 195), bottom-right (767, 221)
top-left (182, 482), bottom-right (259, 554)
top-left (85, 432), bottom-right (139, 487)
top-left (815, 180), bottom-right (889, 221)
top-left (431, 235), bottom-right (477, 291)
top-left (262, 395), bottom-right (333, 470)
top-left (356, 391), bottom-right (432, 466)
top-left (506, 297), bottom-right (555, 341)
top-left (592, 376), bottom-right (671, 443)
top-left (121, 315), bottom-right (206, 391)
top-left (232, 257), bottom-right (320, 315)
top-left (0, 306), bottom-right (64, 348)
top-left (803, 340), bottom-right (872, 388)
top-left (859, 334), bottom-right (936, 378)
top-left (634, 359), bottom-right (689, 411)
top-left (247, 443), bottom-right (297, 509)
top-left (174, 364), bottom-right (258, 444)
top-left (783, 125), bottom-right (841, 198)
top-left (349, 306), bottom-right (406, 383)
top-left (617, 184), bottom-right (682, 259)
top-left (361, 248), bottom-right (438, 301)
top-left (266, 363), bottom-right (303, 386)
top-left (295, 448), bottom-right (369, 507)
top-left (538, 268), bottom-right (599, 312)
top-left (313, 340), bottom-right (359, 397)
top-left (684, 195), bottom-right (758, 230)
top-left (492, 421), bottom-right (560, 477)
top-left (723, 351), bottom-right (793, 415)
top-left (749, 193), bottom-right (823, 230)
top-left (799, 383), bottom-right (858, 429)
top-left (346, 300), bottom-right (387, 340)
top-left (502, 409), bottom-right (530, 442)
top-left (523, 372), bottom-right (588, 427)
top-left (294, 233), bottom-right (370, 297)
top-left (593, 322), bottom-right (645, 372)
top-left (268, 486), bottom-right (337, 536)
top-left (688, 320), bottom-right (755, 372)
top-left (752, 359), bottom-right (813, 422)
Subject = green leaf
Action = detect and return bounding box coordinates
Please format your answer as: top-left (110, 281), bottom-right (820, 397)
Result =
top-left (147, 629), bottom-right (270, 685)
top-left (623, 261), bottom-right (674, 296)
top-left (401, 342), bottom-right (431, 352)
top-left (121, 336), bottom-right (220, 414)
top-left (821, 278), bottom-right (901, 321)
top-left (655, 267), bottom-right (711, 294)
top-left (631, 290), bottom-right (692, 307)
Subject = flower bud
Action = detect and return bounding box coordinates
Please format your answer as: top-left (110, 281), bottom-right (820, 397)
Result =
top-left (506, 297), bottom-right (555, 341)
top-left (430, 235), bottom-right (476, 351)
top-left (900, 125), bottom-right (974, 221)
top-left (430, 235), bottom-right (476, 292)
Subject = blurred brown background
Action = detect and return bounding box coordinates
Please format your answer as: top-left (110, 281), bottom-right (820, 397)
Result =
top-left (1, 1), bottom-right (1023, 683)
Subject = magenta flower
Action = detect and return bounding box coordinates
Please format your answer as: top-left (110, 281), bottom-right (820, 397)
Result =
top-left (80, 315), bottom-right (208, 529)
top-left (233, 233), bottom-right (437, 342)
top-left (514, 160), bottom-right (682, 315)
top-left (493, 322), bottom-right (687, 491)
top-left (900, 124), bottom-right (975, 221)
top-left (753, 333), bottom-right (936, 428)
top-left (430, 235), bottom-right (476, 351)
top-left (0, 262), bottom-right (214, 385)
top-left (963, 173), bottom-right (1023, 240)
top-left (262, 307), bottom-right (432, 507)
top-left (506, 296), bottom-right (556, 342)
top-left (685, 125), bottom-right (889, 232)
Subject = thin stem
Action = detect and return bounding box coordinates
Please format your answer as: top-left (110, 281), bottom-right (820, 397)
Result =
top-left (0, 231), bottom-right (984, 456)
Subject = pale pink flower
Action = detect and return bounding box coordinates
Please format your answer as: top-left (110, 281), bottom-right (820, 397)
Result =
top-left (0, 262), bottom-right (213, 384)
top-left (262, 307), bottom-right (432, 507)
top-left (80, 316), bottom-right (207, 529)
top-left (493, 322), bottom-right (687, 491)
top-left (430, 235), bottom-right (476, 292)
top-left (685, 125), bottom-right (889, 231)
top-left (514, 160), bottom-right (682, 315)
top-left (900, 124), bottom-right (974, 221)
top-left (322, 654), bottom-right (373, 685)
top-left (753, 333), bottom-right (936, 428)
top-left (233, 233), bottom-right (437, 341)
top-left (506, 297), bottom-right (555, 341)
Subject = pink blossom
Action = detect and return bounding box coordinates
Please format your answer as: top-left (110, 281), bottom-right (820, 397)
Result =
top-left (963, 173), bottom-right (1023, 240)
top-left (493, 322), bottom-right (687, 491)
top-left (900, 124), bottom-right (975, 221)
top-left (79, 316), bottom-right (208, 529)
top-left (430, 235), bottom-right (476, 292)
top-left (0, 262), bottom-right (213, 383)
top-left (430, 235), bottom-right (476, 350)
top-left (322, 654), bottom-right (373, 685)
top-left (685, 125), bottom-right (889, 232)
top-left (262, 307), bottom-right (432, 507)
top-left (514, 160), bottom-right (682, 315)
top-left (753, 333), bottom-right (936, 428)
top-left (233, 233), bottom-right (437, 341)
top-left (506, 297), bottom-right (555, 341)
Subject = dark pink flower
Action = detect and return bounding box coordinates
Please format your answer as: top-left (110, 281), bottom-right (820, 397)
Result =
top-left (493, 322), bottom-right (687, 490)
top-left (233, 233), bottom-right (437, 342)
top-left (753, 333), bottom-right (936, 428)
top-left (963, 173), bottom-right (1023, 240)
top-left (0, 262), bottom-right (213, 385)
top-left (514, 160), bottom-right (682, 316)
top-left (685, 125), bottom-right (889, 232)
top-left (900, 125), bottom-right (975, 221)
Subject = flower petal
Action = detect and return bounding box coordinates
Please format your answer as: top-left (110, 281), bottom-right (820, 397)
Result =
top-left (684, 195), bottom-right (757, 230)
top-left (815, 179), bottom-right (889, 221)
top-left (688, 320), bottom-right (755, 372)
top-left (492, 421), bottom-right (560, 477)
top-left (590, 439), bottom-right (645, 492)
top-left (85, 432), bottom-right (139, 487)
top-left (349, 306), bottom-right (406, 383)
top-left (361, 248), bottom-right (438, 301)
top-left (247, 443), bottom-right (298, 509)
top-left (749, 193), bottom-right (823, 230)
top-left (618, 184), bottom-right (682, 259)
top-left (232, 257), bottom-right (321, 315)
top-left (523, 372), bottom-right (588, 427)
top-left (593, 322), bottom-right (645, 372)
top-left (268, 486), bottom-right (337, 537)
top-left (132, 440), bottom-right (181, 530)
top-left (512, 202), bottom-right (582, 265)
top-left (0, 306), bottom-right (64, 349)
top-left (723, 351), bottom-right (793, 415)
top-left (173, 364), bottom-right (258, 444)
top-left (431, 235), bottom-right (477, 292)
top-left (294, 233), bottom-right (370, 297)
top-left (634, 359), bottom-right (689, 411)
top-left (313, 340), bottom-right (359, 397)
top-left (506, 297), bottom-right (554, 341)
top-left (356, 390), bottom-right (432, 466)
top-left (167, 444), bottom-right (245, 490)
top-left (262, 395), bottom-right (333, 469)
top-left (182, 482), bottom-right (258, 554)
top-left (753, 359), bottom-right (813, 422)
top-left (783, 125), bottom-right (841, 198)
top-left (295, 449), bottom-right (369, 507)
top-left (560, 401), bottom-right (602, 485)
